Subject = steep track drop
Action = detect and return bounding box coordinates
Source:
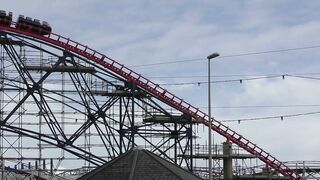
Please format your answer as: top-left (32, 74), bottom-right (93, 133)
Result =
top-left (0, 24), bottom-right (302, 179)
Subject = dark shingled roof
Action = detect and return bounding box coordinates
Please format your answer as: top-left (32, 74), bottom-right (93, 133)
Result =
top-left (77, 148), bottom-right (203, 180)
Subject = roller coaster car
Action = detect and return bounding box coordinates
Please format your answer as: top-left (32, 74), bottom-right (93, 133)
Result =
top-left (15, 15), bottom-right (52, 36)
top-left (0, 10), bottom-right (12, 27)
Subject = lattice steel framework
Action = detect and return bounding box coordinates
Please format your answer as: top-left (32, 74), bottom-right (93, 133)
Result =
top-left (0, 30), bottom-right (197, 179)
top-left (0, 23), bottom-right (304, 179)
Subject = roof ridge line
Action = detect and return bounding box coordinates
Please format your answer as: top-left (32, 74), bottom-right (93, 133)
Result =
top-left (128, 150), bottom-right (139, 180)
top-left (142, 149), bottom-right (203, 180)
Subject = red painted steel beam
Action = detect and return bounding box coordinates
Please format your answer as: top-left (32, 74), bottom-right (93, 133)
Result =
top-left (0, 25), bottom-right (303, 180)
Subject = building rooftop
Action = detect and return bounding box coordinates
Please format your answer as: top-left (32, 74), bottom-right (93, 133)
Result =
top-left (77, 148), bottom-right (203, 180)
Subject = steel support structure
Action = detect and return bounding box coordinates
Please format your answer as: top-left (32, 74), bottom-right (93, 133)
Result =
top-left (0, 32), bottom-right (195, 178)
top-left (0, 23), bottom-right (304, 179)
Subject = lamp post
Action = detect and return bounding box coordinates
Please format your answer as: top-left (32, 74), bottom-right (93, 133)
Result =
top-left (207, 52), bottom-right (220, 180)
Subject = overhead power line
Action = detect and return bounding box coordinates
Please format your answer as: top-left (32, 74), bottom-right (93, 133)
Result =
top-left (219, 45), bottom-right (320, 58)
top-left (129, 45), bottom-right (320, 68)
top-left (220, 111), bottom-right (320, 123)
top-left (287, 75), bottom-right (320, 81)
top-left (147, 72), bottom-right (320, 79)
top-left (156, 73), bottom-right (320, 86)
top-left (211, 104), bottom-right (320, 109)
top-left (159, 75), bottom-right (284, 86)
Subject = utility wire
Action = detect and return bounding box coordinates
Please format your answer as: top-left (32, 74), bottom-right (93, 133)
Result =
top-left (147, 72), bottom-right (320, 79)
top-left (211, 104), bottom-right (320, 109)
top-left (129, 58), bottom-right (203, 67)
top-left (287, 74), bottom-right (320, 81)
top-left (129, 45), bottom-right (320, 67)
top-left (157, 73), bottom-right (320, 86)
top-left (159, 75), bottom-right (284, 86)
top-left (220, 111), bottom-right (320, 123)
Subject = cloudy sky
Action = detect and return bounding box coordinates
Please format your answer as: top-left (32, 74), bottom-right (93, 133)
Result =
top-left (3, 0), bottom-right (320, 163)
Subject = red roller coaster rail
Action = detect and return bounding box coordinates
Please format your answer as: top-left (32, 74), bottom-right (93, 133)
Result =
top-left (0, 24), bottom-right (302, 180)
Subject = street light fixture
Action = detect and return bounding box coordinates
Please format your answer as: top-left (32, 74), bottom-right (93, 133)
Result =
top-left (207, 53), bottom-right (220, 60)
top-left (207, 52), bottom-right (219, 180)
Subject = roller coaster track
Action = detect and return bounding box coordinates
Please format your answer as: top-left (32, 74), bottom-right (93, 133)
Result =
top-left (0, 24), bottom-right (302, 179)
